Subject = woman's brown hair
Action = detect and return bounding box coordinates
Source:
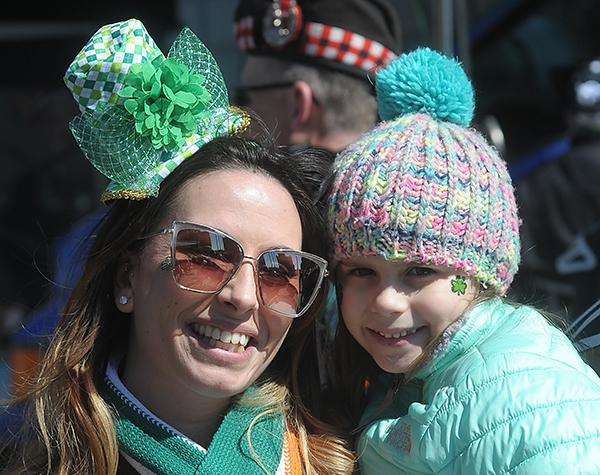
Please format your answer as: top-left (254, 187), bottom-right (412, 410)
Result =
top-left (1, 136), bottom-right (354, 475)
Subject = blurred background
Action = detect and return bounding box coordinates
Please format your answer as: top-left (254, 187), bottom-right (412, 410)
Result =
top-left (1, 0), bottom-right (599, 397)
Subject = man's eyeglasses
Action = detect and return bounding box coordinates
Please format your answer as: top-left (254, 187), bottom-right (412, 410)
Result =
top-left (232, 82), bottom-right (295, 107)
top-left (140, 221), bottom-right (328, 318)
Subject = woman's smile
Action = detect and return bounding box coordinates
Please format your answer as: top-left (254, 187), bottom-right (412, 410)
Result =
top-left (190, 322), bottom-right (251, 353)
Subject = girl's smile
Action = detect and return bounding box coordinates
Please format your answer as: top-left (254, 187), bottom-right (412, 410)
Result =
top-left (376, 327), bottom-right (419, 339)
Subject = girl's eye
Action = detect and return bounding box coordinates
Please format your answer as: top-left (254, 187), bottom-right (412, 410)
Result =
top-left (408, 266), bottom-right (437, 276)
top-left (347, 267), bottom-right (375, 277)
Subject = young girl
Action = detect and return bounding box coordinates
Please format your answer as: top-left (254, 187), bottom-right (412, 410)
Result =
top-left (325, 47), bottom-right (600, 474)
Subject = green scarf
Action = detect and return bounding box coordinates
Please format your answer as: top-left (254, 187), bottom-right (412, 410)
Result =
top-left (102, 356), bottom-right (285, 475)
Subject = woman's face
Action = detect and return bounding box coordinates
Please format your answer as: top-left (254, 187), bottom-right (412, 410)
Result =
top-left (120, 169), bottom-right (303, 409)
top-left (337, 255), bottom-right (478, 374)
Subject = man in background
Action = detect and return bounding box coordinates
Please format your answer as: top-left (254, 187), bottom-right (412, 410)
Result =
top-left (233, 0), bottom-right (402, 152)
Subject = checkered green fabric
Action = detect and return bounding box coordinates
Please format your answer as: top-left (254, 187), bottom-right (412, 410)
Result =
top-left (64, 19), bottom-right (248, 201)
top-left (65, 19), bottom-right (162, 113)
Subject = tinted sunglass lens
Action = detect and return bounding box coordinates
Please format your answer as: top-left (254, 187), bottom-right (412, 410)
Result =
top-left (258, 252), bottom-right (321, 316)
top-left (174, 228), bottom-right (243, 292)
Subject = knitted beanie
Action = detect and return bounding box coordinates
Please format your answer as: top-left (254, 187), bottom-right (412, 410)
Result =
top-left (327, 47), bottom-right (521, 294)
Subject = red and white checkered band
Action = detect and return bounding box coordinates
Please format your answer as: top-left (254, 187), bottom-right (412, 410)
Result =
top-left (302, 22), bottom-right (397, 72)
top-left (234, 15), bottom-right (255, 50)
top-left (233, 17), bottom-right (397, 72)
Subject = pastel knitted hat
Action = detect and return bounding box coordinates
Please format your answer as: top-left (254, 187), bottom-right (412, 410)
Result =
top-left (64, 18), bottom-right (249, 202)
top-left (327, 47), bottom-right (521, 294)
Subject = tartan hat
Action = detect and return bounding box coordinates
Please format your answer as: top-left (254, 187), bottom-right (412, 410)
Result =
top-left (64, 18), bottom-right (249, 202)
top-left (233, 0), bottom-right (402, 80)
top-left (327, 48), bottom-right (521, 294)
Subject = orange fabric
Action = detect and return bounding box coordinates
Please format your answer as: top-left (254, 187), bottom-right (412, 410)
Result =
top-left (283, 428), bottom-right (303, 475)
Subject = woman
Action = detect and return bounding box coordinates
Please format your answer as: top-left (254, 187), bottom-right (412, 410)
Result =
top-left (1, 19), bottom-right (353, 475)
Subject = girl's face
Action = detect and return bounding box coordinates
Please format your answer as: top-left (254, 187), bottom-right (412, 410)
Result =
top-left (337, 255), bottom-right (478, 374)
top-left (119, 169), bottom-right (303, 410)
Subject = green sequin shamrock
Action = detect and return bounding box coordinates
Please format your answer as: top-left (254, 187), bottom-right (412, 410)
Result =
top-left (451, 275), bottom-right (467, 295)
top-left (120, 55), bottom-right (211, 151)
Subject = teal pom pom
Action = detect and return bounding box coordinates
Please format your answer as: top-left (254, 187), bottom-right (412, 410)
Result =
top-left (376, 47), bottom-right (474, 126)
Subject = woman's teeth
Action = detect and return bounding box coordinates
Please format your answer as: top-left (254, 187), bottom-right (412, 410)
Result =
top-left (379, 328), bottom-right (418, 339)
top-left (191, 323), bottom-right (250, 352)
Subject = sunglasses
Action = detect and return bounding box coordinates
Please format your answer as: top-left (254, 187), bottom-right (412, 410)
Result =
top-left (140, 221), bottom-right (328, 318)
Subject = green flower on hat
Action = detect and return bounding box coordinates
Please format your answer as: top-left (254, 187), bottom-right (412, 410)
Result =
top-left (120, 56), bottom-right (211, 151)
top-left (64, 18), bottom-right (250, 202)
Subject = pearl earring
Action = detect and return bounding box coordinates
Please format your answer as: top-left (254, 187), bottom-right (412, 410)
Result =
top-left (119, 295), bottom-right (129, 305)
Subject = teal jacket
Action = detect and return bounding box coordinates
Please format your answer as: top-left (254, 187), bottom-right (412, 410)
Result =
top-left (357, 298), bottom-right (600, 474)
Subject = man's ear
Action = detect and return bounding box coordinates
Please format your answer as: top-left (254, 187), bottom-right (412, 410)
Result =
top-left (291, 80), bottom-right (318, 129)
top-left (114, 255), bottom-right (138, 313)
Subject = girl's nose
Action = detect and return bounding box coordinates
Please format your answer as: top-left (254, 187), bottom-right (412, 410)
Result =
top-left (371, 285), bottom-right (409, 318)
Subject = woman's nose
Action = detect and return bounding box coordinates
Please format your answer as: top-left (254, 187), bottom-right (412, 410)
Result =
top-left (217, 260), bottom-right (260, 317)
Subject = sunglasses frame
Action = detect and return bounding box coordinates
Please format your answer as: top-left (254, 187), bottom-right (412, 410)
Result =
top-left (140, 220), bottom-right (328, 318)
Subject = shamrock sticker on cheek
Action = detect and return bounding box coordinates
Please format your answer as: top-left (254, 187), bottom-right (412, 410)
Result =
top-left (451, 275), bottom-right (467, 295)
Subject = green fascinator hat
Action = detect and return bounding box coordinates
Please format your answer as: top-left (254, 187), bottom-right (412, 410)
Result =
top-left (64, 18), bottom-right (250, 202)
